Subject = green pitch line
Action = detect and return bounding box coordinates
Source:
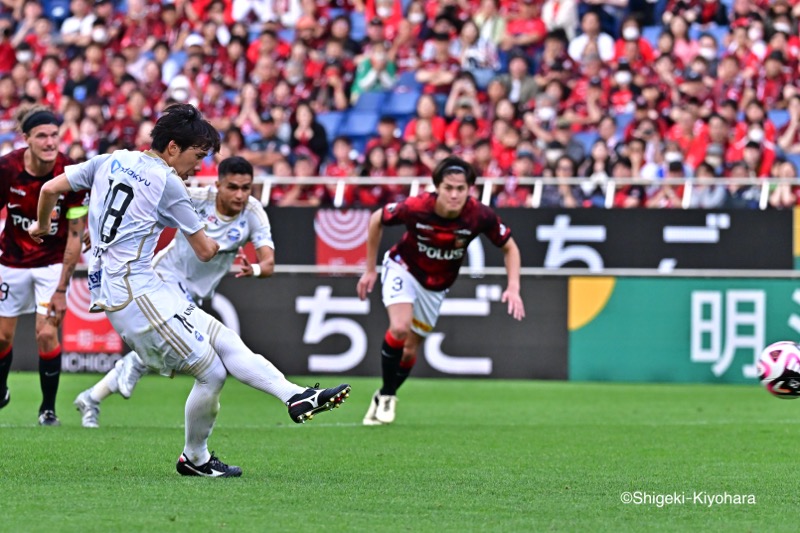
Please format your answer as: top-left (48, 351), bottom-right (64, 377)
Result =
top-left (0, 374), bottom-right (795, 532)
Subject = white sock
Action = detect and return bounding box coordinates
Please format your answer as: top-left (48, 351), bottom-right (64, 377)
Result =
top-left (207, 318), bottom-right (304, 402)
top-left (89, 367), bottom-right (118, 402)
top-left (183, 353), bottom-right (227, 466)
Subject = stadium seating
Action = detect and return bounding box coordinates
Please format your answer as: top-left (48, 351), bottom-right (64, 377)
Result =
top-left (768, 110), bottom-right (790, 131)
top-left (573, 132), bottom-right (599, 156)
top-left (353, 91), bottom-right (388, 113)
top-left (317, 111), bottom-right (346, 143)
top-left (383, 91), bottom-right (421, 119)
top-left (350, 12), bottom-right (367, 41)
top-left (339, 110), bottom-right (380, 139)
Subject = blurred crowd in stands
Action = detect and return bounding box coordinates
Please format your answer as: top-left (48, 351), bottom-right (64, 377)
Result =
top-left (1, 0), bottom-right (800, 208)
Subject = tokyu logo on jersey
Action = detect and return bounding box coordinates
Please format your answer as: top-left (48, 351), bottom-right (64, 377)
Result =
top-left (110, 159), bottom-right (150, 187)
top-left (227, 228), bottom-right (241, 242)
top-left (417, 242), bottom-right (465, 260)
top-left (9, 186), bottom-right (26, 196)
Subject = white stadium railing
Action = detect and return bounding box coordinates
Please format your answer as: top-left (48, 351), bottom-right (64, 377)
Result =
top-left (186, 175), bottom-right (799, 210)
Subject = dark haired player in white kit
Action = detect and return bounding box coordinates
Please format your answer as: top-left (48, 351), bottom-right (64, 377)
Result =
top-left (357, 155), bottom-right (525, 425)
top-left (30, 104), bottom-right (350, 477)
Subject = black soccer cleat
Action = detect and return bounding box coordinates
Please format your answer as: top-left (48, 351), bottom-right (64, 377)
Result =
top-left (287, 383), bottom-right (351, 423)
top-left (38, 409), bottom-right (60, 426)
top-left (0, 388), bottom-right (8, 409)
top-left (176, 452), bottom-right (242, 478)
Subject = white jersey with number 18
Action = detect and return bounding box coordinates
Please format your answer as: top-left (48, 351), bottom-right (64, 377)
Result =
top-left (65, 149), bottom-right (204, 311)
top-left (153, 187), bottom-right (274, 301)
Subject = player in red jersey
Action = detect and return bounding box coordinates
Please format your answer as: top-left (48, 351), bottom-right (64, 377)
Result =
top-left (356, 156), bottom-right (525, 425)
top-left (0, 106), bottom-right (87, 426)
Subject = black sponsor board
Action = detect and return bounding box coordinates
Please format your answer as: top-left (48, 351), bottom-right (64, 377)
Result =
top-left (11, 274), bottom-right (568, 379)
top-left (273, 207), bottom-right (793, 270)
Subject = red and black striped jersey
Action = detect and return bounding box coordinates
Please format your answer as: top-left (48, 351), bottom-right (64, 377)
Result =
top-left (0, 149), bottom-right (87, 268)
top-left (382, 193), bottom-right (511, 291)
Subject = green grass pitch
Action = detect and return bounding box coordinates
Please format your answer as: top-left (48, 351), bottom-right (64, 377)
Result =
top-left (0, 373), bottom-right (795, 532)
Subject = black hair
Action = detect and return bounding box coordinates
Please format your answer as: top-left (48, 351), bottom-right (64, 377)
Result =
top-left (150, 103), bottom-right (220, 153)
top-left (431, 156), bottom-right (477, 187)
top-left (218, 156), bottom-right (253, 178)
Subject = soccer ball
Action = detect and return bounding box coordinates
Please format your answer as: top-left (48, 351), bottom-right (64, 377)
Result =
top-left (757, 341), bottom-right (800, 399)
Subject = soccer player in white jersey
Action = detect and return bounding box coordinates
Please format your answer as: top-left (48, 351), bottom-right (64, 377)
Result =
top-left (72, 156), bottom-right (275, 428)
top-left (29, 105), bottom-right (351, 477)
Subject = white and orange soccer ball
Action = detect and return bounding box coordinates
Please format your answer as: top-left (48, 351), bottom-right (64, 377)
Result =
top-left (758, 341), bottom-right (800, 399)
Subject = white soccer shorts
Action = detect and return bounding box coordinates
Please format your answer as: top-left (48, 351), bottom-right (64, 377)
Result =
top-left (381, 254), bottom-right (446, 337)
top-left (0, 263), bottom-right (63, 316)
top-left (105, 283), bottom-right (218, 378)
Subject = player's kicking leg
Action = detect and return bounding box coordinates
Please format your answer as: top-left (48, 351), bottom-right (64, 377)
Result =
top-left (74, 351), bottom-right (149, 428)
top-left (202, 316), bottom-right (351, 423)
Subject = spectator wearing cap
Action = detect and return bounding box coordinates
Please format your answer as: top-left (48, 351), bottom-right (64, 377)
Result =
top-left (290, 100), bottom-right (329, 165)
top-left (61, 0), bottom-right (96, 50)
top-left (351, 43), bottom-right (396, 104)
top-left (360, 16), bottom-right (390, 61)
top-left (495, 54), bottom-right (538, 105)
top-left (473, 0), bottom-right (507, 48)
top-left (567, 11), bottom-right (614, 63)
top-left (541, 0), bottom-right (579, 40)
top-left (365, 0), bottom-right (403, 41)
top-left (500, 0), bottom-right (547, 57)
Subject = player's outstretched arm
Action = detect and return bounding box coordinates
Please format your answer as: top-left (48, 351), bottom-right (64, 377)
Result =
top-left (48, 216), bottom-right (85, 324)
top-left (29, 173), bottom-right (72, 243)
top-left (501, 237), bottom-right (525, 321)
top-left (185, 228), bottom-right (220, 262)
top-left (357, 209), bottom-right (384, 301)
top-left (236, 245), bottom-right (275, 278)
